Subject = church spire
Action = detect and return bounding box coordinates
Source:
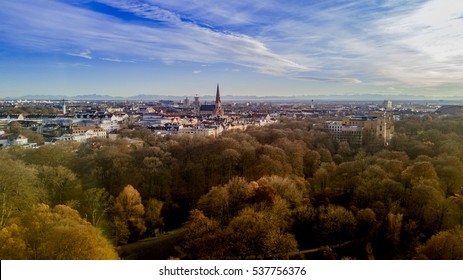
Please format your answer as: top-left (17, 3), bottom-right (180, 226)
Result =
top-left (215, 83), bottom-right (221, 103)
top-left (214, 83), bottom-right (223, 116)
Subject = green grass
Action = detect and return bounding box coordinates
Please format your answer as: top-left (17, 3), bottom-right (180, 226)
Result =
top-left (117, 228), bottom-right (185, 260)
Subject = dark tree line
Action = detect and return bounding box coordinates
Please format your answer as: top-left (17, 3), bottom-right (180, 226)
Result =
top-left (2, 114), bottom-right (463, 259)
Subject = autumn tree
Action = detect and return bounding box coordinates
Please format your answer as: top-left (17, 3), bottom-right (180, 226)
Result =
top-left (356, 208), bottom-right (379, 259)
top-left (405, 184), bottom-right (446, 234)
top-left (221, 148), bottom-right (241, 181)
top-left (93, 145), bottom-right (137, 196)
top-left (450, 195), bottom-right (463, 226)
top-left (0, 156), bottom-right (45, 228)
top-left (37, 165), bottom-right (82, 207)
top-left (337, 141), bottom-right (353, 159)
top-left (416, 228), bottom-right (463, 260)
top-left (0, 204), bottom-right (118, 259)
top-left (332, 160), bottom-right (364, 194)
top-left (223, 207), bottom-right (298, 259)
top-left (256, 176), bottom-right (308, 211)
top-left (432, 154), bottom-right (463, 196)
top-left (0, 224), bottom-right (29, 259)
top-left (197, 177), bottom-right (256, 225)
top-left (19, 128), bottom-right (45, 145)
top-left (185, 176), bottom-right (302, 259)
top-left (135, 146), bottom-right (173, 200)
top-left (253, 145), bottom-right (292, 178)
top-left (317, 147), bottom-right (333, 163)
top-left (401, 161), bottom-right (439, 190)
top-left (313, 162), bottom-right (336, 192)
top-left (113, 185), bottom-right (146, 245)
top-left (436, 138), bottom-right (463, 161)
top-left (375, 159), bottom-right (405, 181)
top-left (145, 198), bottom-right (164, 236)
top-left (7, 121), bottom-right (22, 137)
top-left (316, 204), bottom-right (357, 245)
top-left (78, 187), bottom-right (112, 227)
top-left (274, 138), bottom-right (306, 177)
top-left (303, 150), bottom-right (321, 178)
top-left (182, 207), bottom-right (298, 260)
top-left (386, 212), bottom-right (403, 249)
top-left (354, 177), bottom-right (405, 216)
top-left (439, 195), bottom-right (463, 230)
top-left (181, 209), bottom-right (224, 259)
top-left (13, 141), bottom-right (80, 168)
top-left (389, 132), bottom-right (410, 152)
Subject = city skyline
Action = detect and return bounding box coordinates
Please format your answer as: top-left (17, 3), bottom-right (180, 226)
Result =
top-left (1, 0), bottom-right (463, 98)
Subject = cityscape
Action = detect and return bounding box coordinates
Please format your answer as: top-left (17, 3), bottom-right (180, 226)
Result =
top-left (0, 85), bottom-right (456, 149)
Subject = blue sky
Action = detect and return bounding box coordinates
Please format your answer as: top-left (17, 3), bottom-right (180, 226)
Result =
top-left (1, 0), bottom-right (463, 98)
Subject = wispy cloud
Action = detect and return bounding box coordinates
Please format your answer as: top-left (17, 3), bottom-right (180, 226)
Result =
top-left (1, 0), bottom-right (462, 92)
top-left (193, 70), bottom-right (201, 74)
top-left (0, 0), bottom-right (306, 75)
top-left (279, 0), bottom-right (463, 87)
top-left (100, 57), bottom-right (135, 63)
top-left (294, 76), bottom-right (362, 85)
top-left (100, 58), bottom-right (122, 62)
top-left (146, 0), bottom-right (272, 27)
top-left (374, 0), bottom-right (463, 86)
top-left (53, 62), bottom-right (91, 69)
top-left (67, 49), bottom-right (92, 59)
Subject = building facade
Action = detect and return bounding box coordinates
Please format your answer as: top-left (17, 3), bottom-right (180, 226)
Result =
top-left (325, 121), bottom-right (363, 148)
top-left (341, 112), bottom-right (394, 146)
top-left (213, 84), bottom-right (224, 116)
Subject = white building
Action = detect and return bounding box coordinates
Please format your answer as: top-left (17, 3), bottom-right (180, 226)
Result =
top-left (139, 113), bottom-right (172, 127)
top-left (99, 119), bottom-right (120, 132)
top-left (12, 134), bottom-right (28, 146)
top-left (325, 121), bottom-right (363, 147)
top-left (0, 138), bottom-right (9, 147)
top-left (177, 125), bottom-right (223, 137)
top-left (383, 100), bottom-right (393, 110)
top-left (325, 121), bottom-right (344, 142)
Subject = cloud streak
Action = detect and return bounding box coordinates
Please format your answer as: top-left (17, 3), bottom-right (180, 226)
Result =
top-left (1, 0), bottom-right (463, 92)
top-left (67, 49), bottom-right (92, 59)
top-left (0, 0), bottom-right (306, 75)
top-left (294, 76), bottom-right (362, 85)
top-left (374, 0), bottom-right (463, 86)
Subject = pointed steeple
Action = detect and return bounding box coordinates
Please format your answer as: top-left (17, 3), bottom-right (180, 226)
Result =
top-left (214, 83), bottom-right (223, 116)
top-left (215, 83), bottom-right (221, 103)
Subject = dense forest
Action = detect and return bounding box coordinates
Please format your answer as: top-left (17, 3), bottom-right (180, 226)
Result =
top-left (1, 114), bottom-right (463, 259)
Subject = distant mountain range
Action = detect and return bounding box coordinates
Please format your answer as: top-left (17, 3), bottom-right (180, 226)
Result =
top-left (2, 93), bottom-right (463, 102)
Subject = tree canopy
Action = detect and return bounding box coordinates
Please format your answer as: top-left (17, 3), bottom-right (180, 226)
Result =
top-left (2, 115), bottom-right (463, 259)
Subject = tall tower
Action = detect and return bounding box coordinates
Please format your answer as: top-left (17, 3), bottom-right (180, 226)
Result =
top-left (193, 94), bottom-right (200, 116)
top-left (383, 100), bottom-right (392, 110)
top-left (62, 98), bottom-right (67, 115)
top-left (214, 83), bottom-right (224, 116)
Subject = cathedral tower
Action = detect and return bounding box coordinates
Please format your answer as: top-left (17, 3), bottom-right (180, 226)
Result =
top-left (214, 83), bottom-right (224, 116)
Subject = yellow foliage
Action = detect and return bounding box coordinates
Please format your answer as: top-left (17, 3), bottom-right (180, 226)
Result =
top-left (1, 204), bottom-right (119, 260)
